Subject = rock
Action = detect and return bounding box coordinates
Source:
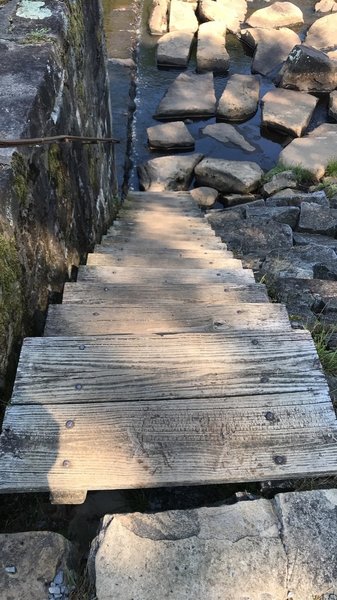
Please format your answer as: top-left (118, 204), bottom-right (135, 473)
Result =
top-left (217, 74), bottom-right (260, 121)
top-left (266, 190), bottom-right (329, 207)
top-left (157, 30), bottom-right (194, 67)
top-left (261, 244), bottom-right (337, 279)
top-left (147, 122), bottom-right (195, 150)
top-left (315, 0), bottom-right (337, 12)
top-left (278, 44), bottom-right (337, 93)
top-left (210, 218), bottom-right (293, 255)
top-left (328, 49), bottom-right (337, 60)
top-left (305, 13), bottom-right (337, 51)
top-left (0, 532), bottom-right (75, 600)
top-left (155, 72), bottom-right (216, 119)
top-left (293, 232), bottom-right (337, 251)
top-left (241, 27), bottom-right (300, 77)
top-left (149, 0), bottom-right (169, 35)
top-left (298, 201), bottom-right (337, 236)
top-left (198, 0), bottom-right (247, 33)
top-left (246, 1), bottom-right (303, 28)
top-left (196, 21), bottom-right (229, 73)
top-left (262, 171), bottom-right (298, 196)
top-left (221, 196), bottom-right (265, 209)
top-left (279, 123), bottom-right (337, 180)
top-left (202, 123), bottom-right (255, 152)
top-left (194, 158), bottom-right (264, 193)
top-left (329, 90), bottom-right (337, 120)
top-left (190, 186), bottom-right (219, 207)
top-left (138, 153), bottom-right (203, 191)
top-left (261, 88), bottom-right (318, 137)
top-left (246, 205), bottom-right (300, 228)
top-left (169, 0), bottom-right (199, 33)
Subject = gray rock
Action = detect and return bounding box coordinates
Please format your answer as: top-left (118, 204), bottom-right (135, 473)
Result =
top-left (138, 153), bottom-right (203, 191)
top-left (246, 1), bottom-right (304, 28)
top-left (328, 49), bottom-right (337, 60)
top-left (221, 197), bottom-right (265, 210)
top-left (298, 201), bottom-right (337, 236)
top-left (169, 0), bottom-right (199, 32)
top-left (196, 21), bottom-right (229, 73)
top-left (149, 0), bottom-right (169, 35)
top-left (279, 44), bottom-right (337, 93)
top-left (329, 90), bottom-right (337, 120)
top-left (293, 231), bottom-right (337, 251)
top-left (217, 74), bottom-right (260, 121)
top-left (315, 0), bottom-right (337, 12)
top-left (147, 122), bottom-right (195, 150)
top-left (190, 186), bottom-right (219, 207)
top-left (241, 27), bottom-right (300, 76)
top-left (261, 244), bottom-right (337, 279)
top-left (262, 171), bottom-right (298, 196)
top-left (261, 88), bottom-right (318, 137)
top-left (305, 13), bottom-right (337, 51)
top-left (266, 190), bottom-right (329, 207)
top-left (194, 158), bottom-right (264, 193)
top-left (155, 72), bottom-right (216, 119)
top-left (198, 0), bottom-right (247, 33)
top-left (202, 122), bottom-right (255, 152)
top-left (157, 30), bottom-right (194, 67)
top-left (246, 205), bottom-right (300, 228)
top-left (279, 123), bottom-right (337, 180)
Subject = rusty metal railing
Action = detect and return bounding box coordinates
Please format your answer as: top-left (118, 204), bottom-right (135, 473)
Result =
top-left (0, 135), bottom-right (120, 148)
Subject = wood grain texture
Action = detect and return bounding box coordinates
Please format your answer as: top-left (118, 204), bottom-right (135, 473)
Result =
top-left (100, 237), bottom-right (228, 251)
top-left (45, 303), bottom-right (290, 336)
top-left (62, 282), bottom-right (269, 305)
top-left (11, 331), bottom-right (328, 406)
top-left (86, 253), bottom-right (241, 269)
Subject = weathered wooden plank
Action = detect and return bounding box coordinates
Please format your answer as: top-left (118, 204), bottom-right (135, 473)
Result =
top-left (62, 282), bottom-right (269, 305)
top-left (1, 392), bottom-right (337, 496)
top-left (86, 253), bottom-right (240, 269)
top-left (121, 202), bottom-right (201, 214)
top-left (77, 265), bottom-right (255, 285)
top-left (94, 245), bottom-right (232, 258)
top-left (100, 237), bottom-right (228, 251)
top-left (45, 303), bottom-right (290, 336)
top-left (11, 331), bottom-right (327, 406)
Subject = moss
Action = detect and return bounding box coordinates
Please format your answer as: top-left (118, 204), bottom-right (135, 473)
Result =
top-left (0, 235), bottom-right (23, 346)
top-left (12, 154), bottom-right (29, 207)
top-left (48, 144), bottom-right (67, 197)
top-left (21, 28), bottom-right (52, 45)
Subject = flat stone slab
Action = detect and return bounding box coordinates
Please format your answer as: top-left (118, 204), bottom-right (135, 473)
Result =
top-left (246, 1), bottom-right (304, 28)
top-left (261, 88), bottom-right (318, 137)
top-left (329, 90), bottom-right (337, 120)
top-left (266, 189), bottom-right (329, 207)
top-left (157, 30), bottom-right (194, 67)
top-left (202, 122), bottom-right (255, 151)
top-left (279, 123), bottom-right (337, 179)
top-left (190, 186), bottom-right (219, 207)
top-left (305, 13), bottom-right (337, 51)
top-left (298, 201), bottom-right (337, 236)
top-left (198, 0), bottom-right (247, 33)
top-left (169, 0), bottom-right (199, 33)
top-left (217, 73), bottom-right (260, 121)
top-left (149, 0), bottom-right (169, 35)
top-left (279, 44), bottom-right (337, 92)
top-left (155, 72), bottom-right (216, 119)
top-left (138, 153), bottom-right (203, 191)
top-left (195, 158), bottom-right (264, 193)
top-left (147, 121), bottom-right (195, 150)
top-left (196, 21), bottom-right (229, 73)
top-left (241, 27), bottom-right (300, 76)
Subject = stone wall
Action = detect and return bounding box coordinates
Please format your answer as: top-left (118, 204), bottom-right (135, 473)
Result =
top-left (0, 0), bottom-right (118, 390)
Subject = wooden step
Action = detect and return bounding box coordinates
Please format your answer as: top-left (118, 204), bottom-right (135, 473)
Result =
top-left (45, 303), bottom-right (290, 336)
top-left (62, 282), bottom-right (269, 305)
top-left (86, 253), bottom-right (240, 269)
top-left (100, 237), bottom-right (228, 251)
top-left (93, 245), bottom-right (232, 258)
top-left (76, 265), bottom-right (255, 285)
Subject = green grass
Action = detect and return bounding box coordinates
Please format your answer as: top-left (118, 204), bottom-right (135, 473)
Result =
top-left (22, 28), bottom-right (51, 44)
top-left (309, 323), bottom-right (337, 377)
top-left (317, 180), bottom-right (337, 199)
top-left (326, 157), bottom-right (337, 178)
top-left (263, 163), bottom-right (316, 186)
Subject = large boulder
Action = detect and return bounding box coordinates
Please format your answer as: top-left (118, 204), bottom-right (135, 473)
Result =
top-left (279, 124), bottom-right (337, 180)
top-left (305, 13), bottom-right (337, 51)
top-left (246, 1), bottom-right (304, 28)
top-left (155, 72), bottom-right (216, 119)
top-left (190, 186), bottom-right (219, 207)
top-left (157, 30), bottom-right (194, 67)
top-left (261, 88), bottom-right (318, 137)
top-left (149, 0), bottom-right (169, 35)
top-left (138, 153), bottom-right (203, 191)
top-left (147, 121), bottom-right (195, 150)
top-left (202, 122), bottom-right (255, 152)
top-left (194, 158), bottom-right (264, 193)
top-left (169, 0), bottom-right (199, 32)
top-left (278, 44), bottom-right (337, 92)
top-left (241, 27), bottom-right (300, 76)
top-left (198, 0), bottom-right (247, 33)
top-left (315, 0), bottom-right (337, 12)
top-left (196, 21), bottom-right (229, 73)
top-left (217, 73), bottom-right (260, 121)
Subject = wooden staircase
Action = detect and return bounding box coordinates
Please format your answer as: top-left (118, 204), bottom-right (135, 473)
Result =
top-left (1, 191), bottom-right (337, 504)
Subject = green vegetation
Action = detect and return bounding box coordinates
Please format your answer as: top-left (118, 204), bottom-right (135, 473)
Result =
top-left (309, 323), bottom-right (337, 377)
top-left (22, 28), bottom-right (51, 44)
top-left (48, 144), bottom-right (67, 197)
top-left (263, 163), bottom-right (316, 187)
top-left (0, 234), bottom-right (23, 349)
top-left (12, 153), bottom-right (29, 207)
top-left (317, 180), bottom-right (337, 199)
top-left (325, 157), bottom-right (337, 178)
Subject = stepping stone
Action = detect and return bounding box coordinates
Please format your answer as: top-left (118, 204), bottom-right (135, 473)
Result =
top-left (149, 0), bottom-right (169, 35)
top-left (195, 158), bottom-right (264, 193)
top-left (196, 21), bottom-right (229, 73)
top-left (147, 122), bottom-right (195, 150)
top-left (217, 74), bottom-right (260, 121)
top-left (329, 91), bottom-right (337, 120)
top-left (190, 186), bottom-right (219, 207)
top-left (202, 123), bottom-right (255, 152)
top-left (198, 0), bottom-right (247, 33)
top-left (157, 30), bottom-right (194, 67)
top-left (279, 123), bottom-right (337, 180)
top-left (315, 0), bottom-right (337, 11)
top-left (261, 88), bottom-right (318, 137)
top-left (241, 27), bottom-right (300, 76)
top-left (246, 1), bottom-right (304, 28)
top-left (138, 153), bottom-right (203, 191)
top-left (279, 44), bottom-right (337, 92)
top-left (169, 0), bottom-right (198, 33)
top-left (305, 13), bottom-right (337, 51)
top-left (155, 72), bottom-right (216, 119)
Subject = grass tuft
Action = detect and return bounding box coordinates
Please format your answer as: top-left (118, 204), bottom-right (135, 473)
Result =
top-left (263, 163), bottom-right (316, 186)
top-left (309, 323), bottom-right (337, 376)
top-left (325, 157), bottom-right (337, 178)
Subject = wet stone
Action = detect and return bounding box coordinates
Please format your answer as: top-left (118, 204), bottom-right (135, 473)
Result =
top-left (202, 123), bottom-right (255, 152)
top-left (278, 44), bottom-right (337, 93)
top-left (261, 88), bottom-right (318, 137)
top-left (147, 121), bottom-right (195, 150)
top-left (196, 21), bottom-right (229, 73)
top-left (155, 72), bottom-right (216, 119)
top-left (240, 27), bottom-right (300, 77)
top-left (217, 73), bottom-right (260, 121)
top-left (157, 30), bottom-right (194, 67)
